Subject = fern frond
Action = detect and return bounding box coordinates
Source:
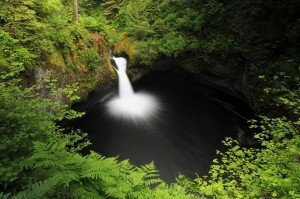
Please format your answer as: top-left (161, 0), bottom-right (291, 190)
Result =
top-left (71, 185), bottom-right (105, 199)
top-left (13, 175), bottom-right (62, 199)
top-left (0, 192), bottom-right (11, 199)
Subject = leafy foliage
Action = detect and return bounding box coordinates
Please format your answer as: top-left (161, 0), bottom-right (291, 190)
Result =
top-left (0, 80), bottom-right (195, 198)
top-left (0, 0), bottom-right (115, 99)
top-left (0, 28), bottom-right (34, 80)
top-left (0, 0), bottom-right (299, 198)
top-left (195, 117), bottom-right (300, 198)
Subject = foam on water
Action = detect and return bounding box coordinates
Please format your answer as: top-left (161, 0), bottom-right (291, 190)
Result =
top-left (106, 56), bottom-right (159, 120)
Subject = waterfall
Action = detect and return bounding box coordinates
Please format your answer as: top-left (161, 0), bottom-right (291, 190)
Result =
top-left (112, 57), bottom-right (134, 98)
top-left (106, 56), bottom-right (159, 120)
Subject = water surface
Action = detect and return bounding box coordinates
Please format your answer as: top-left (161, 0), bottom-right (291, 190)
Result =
top-left (69, 69), bottom-right (249, 183)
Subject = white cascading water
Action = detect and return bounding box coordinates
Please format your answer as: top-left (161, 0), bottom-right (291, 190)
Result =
top-left (114, 57), bottom-right (134, 98)
top-left (106, 56), bottom-right (159, 120)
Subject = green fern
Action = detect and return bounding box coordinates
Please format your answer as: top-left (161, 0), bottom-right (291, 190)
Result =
top-left (13, 175), bottom-right (62, 199)
top-left (0, 192), bottom-right (11, 199)
top-left (0, 80), bottom-right (192, 199)
top-left (71, 185), bottom-right (105, 199)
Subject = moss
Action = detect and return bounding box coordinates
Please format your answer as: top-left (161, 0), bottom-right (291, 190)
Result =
top-left (0, 0), bottom-right (119, 102)
top-left (114, 34), bottom-right (136, 65)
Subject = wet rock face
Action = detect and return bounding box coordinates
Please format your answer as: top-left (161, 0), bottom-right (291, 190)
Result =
top-left (180, 52), bottom-right (250, 100)
top-left (127, 54), bottom-right (250, 101)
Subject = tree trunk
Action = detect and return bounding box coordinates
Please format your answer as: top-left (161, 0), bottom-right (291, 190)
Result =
top-left (73, 0), bottom-right (78, 23)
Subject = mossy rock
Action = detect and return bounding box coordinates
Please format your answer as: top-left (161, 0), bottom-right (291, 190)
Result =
top-left (114, 35), bottom-right (136, 66)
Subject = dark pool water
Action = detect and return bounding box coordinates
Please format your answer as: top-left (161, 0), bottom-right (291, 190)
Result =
top-left (67, 69), bottom-right (251, 183)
